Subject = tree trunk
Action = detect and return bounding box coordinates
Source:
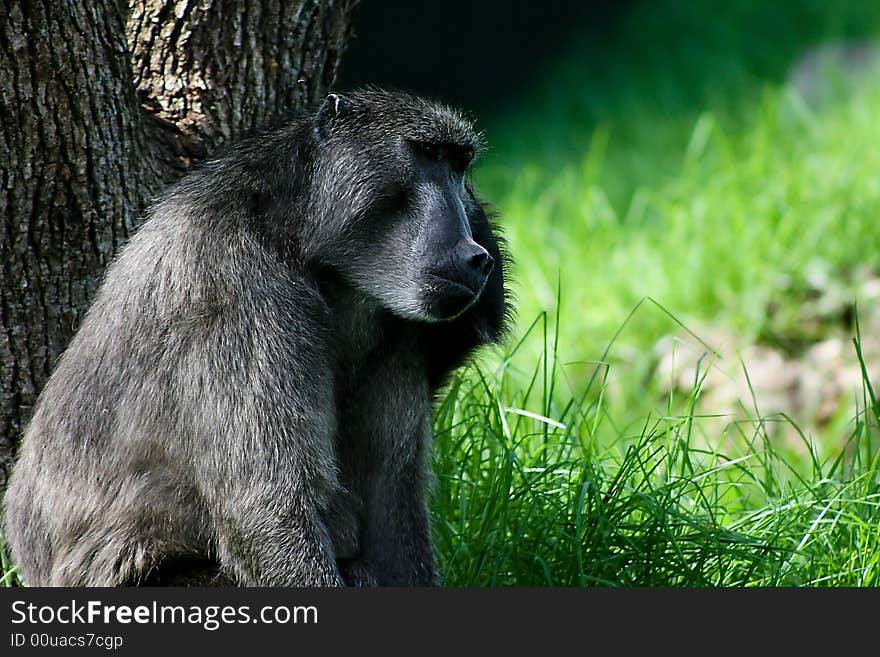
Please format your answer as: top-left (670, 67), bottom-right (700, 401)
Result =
top-left (0, 0), bottom-right (358, 487)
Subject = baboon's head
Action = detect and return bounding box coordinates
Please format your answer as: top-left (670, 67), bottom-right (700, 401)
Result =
top-left (307, 89), bottom-right (496, 322)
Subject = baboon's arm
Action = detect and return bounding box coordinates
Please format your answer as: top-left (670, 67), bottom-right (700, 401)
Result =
top-left (183, 302), bottom-right (345, 586)
top-left (357, 428), bottom-right (438, 587)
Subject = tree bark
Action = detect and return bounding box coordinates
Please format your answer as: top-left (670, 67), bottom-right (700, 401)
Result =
top-left (0, 0), bottom-right (358, 487)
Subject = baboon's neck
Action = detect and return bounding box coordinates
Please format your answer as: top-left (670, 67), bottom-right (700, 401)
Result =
top-left (316, 272), bottom-right (400, 369)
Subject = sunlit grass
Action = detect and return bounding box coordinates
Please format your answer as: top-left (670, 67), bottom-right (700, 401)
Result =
top-left (431, 0), bottom-right (880, 586)
top-left (431, 308), bottom-right (880, 586)
top-left (472, 0), bottom-right (880, 445)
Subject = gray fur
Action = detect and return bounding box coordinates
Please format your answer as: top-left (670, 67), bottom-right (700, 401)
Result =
top-left (2, 88), bottom-right (511, 587)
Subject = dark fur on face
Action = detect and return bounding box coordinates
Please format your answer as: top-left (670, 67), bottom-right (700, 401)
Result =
top-left (2, 88), bottom-right (512, 587)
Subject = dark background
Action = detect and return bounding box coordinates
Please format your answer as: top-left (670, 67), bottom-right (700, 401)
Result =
top-left (336, 0), bottom-right (631, 112)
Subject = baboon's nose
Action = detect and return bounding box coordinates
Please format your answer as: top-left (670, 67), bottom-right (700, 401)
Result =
top-left (447, 241), bottom-right (493, 297)
top-left (469, 249), bottom-right (494, 277)
top-left (457, 242), bottom-right (493, 282)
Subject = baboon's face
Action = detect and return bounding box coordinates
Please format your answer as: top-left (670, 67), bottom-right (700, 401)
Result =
top-left (314, 93), bottom-right (495, 322)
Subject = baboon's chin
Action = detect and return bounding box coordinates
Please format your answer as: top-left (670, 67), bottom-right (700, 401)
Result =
top-left (383, 282), bottom-right (479, 323)
top-left (418, 278), bottom-right (483, 322)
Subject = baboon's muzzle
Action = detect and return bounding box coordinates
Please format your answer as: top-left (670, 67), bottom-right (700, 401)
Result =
top-left (424, 239), bottom-right (494, 320)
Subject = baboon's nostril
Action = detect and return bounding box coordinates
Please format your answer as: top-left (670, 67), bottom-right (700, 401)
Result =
top-left (470, 250), bottom-right (494, 277)
top-left (454, 241), bottom-right (493, 288)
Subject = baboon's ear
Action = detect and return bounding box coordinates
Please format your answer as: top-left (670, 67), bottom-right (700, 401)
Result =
top-left (315, 93), bottom-right (353, 141)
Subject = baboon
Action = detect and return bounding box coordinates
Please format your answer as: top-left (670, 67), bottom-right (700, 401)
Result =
top-left (2, 88), bottom-right (511, 586)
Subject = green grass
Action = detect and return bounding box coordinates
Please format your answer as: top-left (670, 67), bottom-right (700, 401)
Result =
top-left (477, 0), bottom-right (880, 357)
top-left (429, 0), bottom-right (880, 586)
top-left (4, 0), bottom-right (880, 587)
top-left (431, 314), bottom-right (880, 586)
top-left (0, 529), bottom-right (18, 586)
